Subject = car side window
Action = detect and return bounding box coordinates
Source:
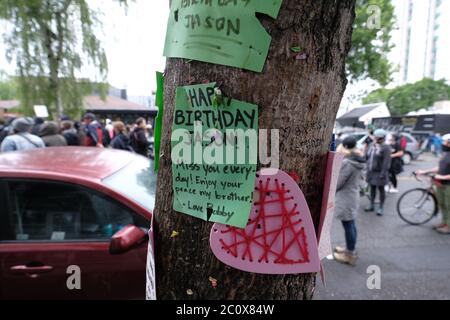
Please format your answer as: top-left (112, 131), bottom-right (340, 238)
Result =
top-left (1, 180), bottom-right (148, 242)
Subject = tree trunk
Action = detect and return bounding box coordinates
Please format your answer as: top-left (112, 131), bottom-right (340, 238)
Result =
top-left (155, 0), bottom-right (356, 300)
top-left (48, 46), bottom-right (62, 119)
top-left (40, 0), bottom-right (62, 119)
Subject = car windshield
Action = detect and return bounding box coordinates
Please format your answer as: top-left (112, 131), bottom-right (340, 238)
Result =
top-left (346, 133), bottom-right (366, 142)
top-left (102, 157), bottom-right (157, 213)
top-left (351, 133), bottom-right (366, 140)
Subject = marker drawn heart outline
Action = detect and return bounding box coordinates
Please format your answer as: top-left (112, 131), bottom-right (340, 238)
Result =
top-left (210, 169), bottom-right (320, 274)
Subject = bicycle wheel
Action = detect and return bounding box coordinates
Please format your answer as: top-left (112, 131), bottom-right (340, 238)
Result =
top-left (397, 188), bottom-right (438, 225)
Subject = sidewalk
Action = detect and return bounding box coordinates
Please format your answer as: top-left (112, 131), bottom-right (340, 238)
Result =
top-left (314, 154), bottom-right (450, 300)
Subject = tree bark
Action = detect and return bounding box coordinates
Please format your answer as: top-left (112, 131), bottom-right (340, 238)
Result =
top-left (155, 0), bottom-right (356, 300)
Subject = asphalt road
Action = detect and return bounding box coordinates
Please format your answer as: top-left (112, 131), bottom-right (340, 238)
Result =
top-left (314, 153), bottom-right (450, 300)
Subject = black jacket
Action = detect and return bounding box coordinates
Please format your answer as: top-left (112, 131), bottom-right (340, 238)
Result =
top-left (390, 143), bottom-right (404, 175)
top-left (111, 133), bottom-right (133, 152)
top-left (62, 128), bottom-right (80, 146)
top-left (367, 143), bottom-right (392, 186)
top-left (130, 128), bottom-right (150, 156)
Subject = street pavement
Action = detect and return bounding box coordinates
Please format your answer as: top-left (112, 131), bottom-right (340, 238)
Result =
top-left (314, 153), bottom-right (450, 300)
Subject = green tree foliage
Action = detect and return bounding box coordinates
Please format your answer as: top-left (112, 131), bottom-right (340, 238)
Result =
top-left (363, 78), bottom-right (450, 115)
top-left (362, 87), bottom-right (392, 104)
top-left (0, 0), bottom-right (128, 118)
top-left (347, 0), bottom-right (396, 86)
top-left (387, 78), bottom-right (450, 115)
top-left (0, 71), bottom-right (18, 100)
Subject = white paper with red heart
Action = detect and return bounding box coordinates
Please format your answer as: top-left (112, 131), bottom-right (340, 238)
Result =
top-left (210, 169), bottom-right (320, 274)
top-left (318, 152), bottom-right (344, 260)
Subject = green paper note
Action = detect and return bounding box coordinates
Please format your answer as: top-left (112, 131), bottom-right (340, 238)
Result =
top-left (172, 83), bottom-right (258, 228)
top-left (154, 72), bottom-right (164, 172)
top-left (164, 0), bottom-right (283, 72)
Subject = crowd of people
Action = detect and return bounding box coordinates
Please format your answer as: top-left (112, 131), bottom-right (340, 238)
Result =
top-left (0, 113), bottom-right (154, 158)
top-left (333, 128), bottom-right (450, 266)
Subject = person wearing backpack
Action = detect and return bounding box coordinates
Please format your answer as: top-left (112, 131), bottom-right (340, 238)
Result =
top-left (82, 113), bottom-right (104, 148)
top-left (130, 117), bottom-right (150, 157)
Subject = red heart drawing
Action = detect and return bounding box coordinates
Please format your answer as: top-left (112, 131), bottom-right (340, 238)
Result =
top-left (210, 169), bottom-right (320, 274)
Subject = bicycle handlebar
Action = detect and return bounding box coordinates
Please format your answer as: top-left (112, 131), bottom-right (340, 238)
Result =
top-left (412, 171), bottom-right (436, 182)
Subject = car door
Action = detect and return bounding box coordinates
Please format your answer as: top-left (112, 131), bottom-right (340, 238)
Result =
top-left (0, 179), bottom-right (149, 300)
top-left (404, 134), bottom-right (418, 154)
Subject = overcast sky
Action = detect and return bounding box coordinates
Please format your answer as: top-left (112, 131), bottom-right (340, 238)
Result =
top-left (1, 0), bottom-right (447, 104)
top-left (97, 0), bottom-right (169, 95)
top-left (0, 1), bottom-right (170, 96)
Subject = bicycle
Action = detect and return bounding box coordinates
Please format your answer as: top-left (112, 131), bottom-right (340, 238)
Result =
top-left (396, 172), bottom-right (441, 225)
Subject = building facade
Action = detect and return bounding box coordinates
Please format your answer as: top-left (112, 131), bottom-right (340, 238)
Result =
top-left (392, 0), bottom-right (450, 85)
top-left (337, 103), bottom-right (391, 129)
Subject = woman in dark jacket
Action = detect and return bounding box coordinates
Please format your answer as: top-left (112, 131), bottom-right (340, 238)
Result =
top-left (365, 129), bottom-right (391, 216)
top-left (130, 118), bottom-right (150, 157)
top-left (61, 120), bottom-right (80, 146)
top-left (111, 121), bottom-right (132, 152)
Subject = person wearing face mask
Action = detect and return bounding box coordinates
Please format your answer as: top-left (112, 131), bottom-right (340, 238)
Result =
top-left (416, 134), bottom-right (450, 234)
top-left (365, 129), bottom-right (391, 216)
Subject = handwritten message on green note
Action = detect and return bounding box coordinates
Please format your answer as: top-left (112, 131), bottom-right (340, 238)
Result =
top-left (172, 83), bottom-right (258, 228)
top-left (164, 0), bottom-right (283, 72)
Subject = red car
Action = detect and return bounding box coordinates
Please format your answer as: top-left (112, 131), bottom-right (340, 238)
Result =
top-left (0, 147), bottom-right (155, 300)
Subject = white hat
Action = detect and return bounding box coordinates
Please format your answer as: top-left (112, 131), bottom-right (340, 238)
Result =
top-left (374, 129), bottom-right (387, 138)
top-left (442, 134), bottom-right (450, 142)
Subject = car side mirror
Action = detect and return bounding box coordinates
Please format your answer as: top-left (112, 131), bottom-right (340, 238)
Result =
top-left (109, 225), bottom-right (147, 255)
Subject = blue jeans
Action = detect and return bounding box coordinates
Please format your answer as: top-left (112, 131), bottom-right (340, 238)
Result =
top-left (342, 220), bottom-right (357, 252)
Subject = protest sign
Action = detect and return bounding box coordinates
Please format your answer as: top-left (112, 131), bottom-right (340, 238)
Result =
top-left (33, 105), bottom-right (49, 118)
